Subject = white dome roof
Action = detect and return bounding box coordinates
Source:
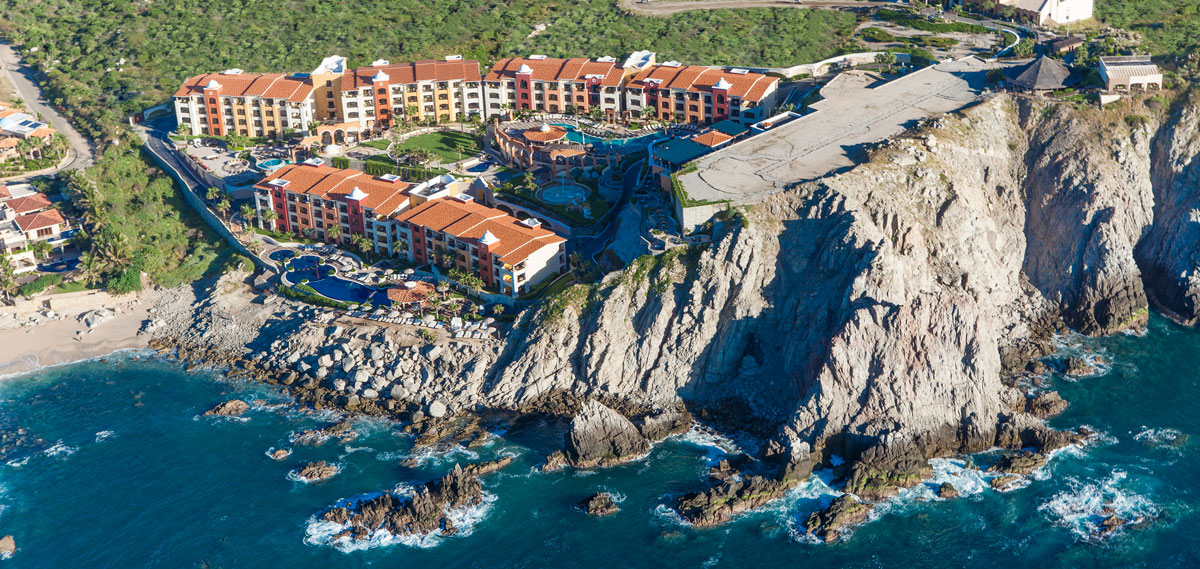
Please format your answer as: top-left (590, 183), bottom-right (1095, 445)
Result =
top-left (479, 230), bottom-right (500, 245)
top-left (713, 78), bottom-right (733, 90)
top-left (517, 64), bottom-right (534, 75)
top-left (204, 79), bottom-right (222, 90)
top-left (347, 186), bottom-right (368, 201)
top-left (372, 70), bottom-right (390, 83)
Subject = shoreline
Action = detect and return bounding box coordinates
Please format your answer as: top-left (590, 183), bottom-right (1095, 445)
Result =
top-left (0, 289), bottom-right (158, 379)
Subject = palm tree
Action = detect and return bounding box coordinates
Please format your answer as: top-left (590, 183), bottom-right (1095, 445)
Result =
top-left (326, 224), bottom-right (341, 244)
top-left (77, 251), bottom-right (104, 286)
top-left (206, 187), bottom-right (221, 203)
top-left (216, 198), bottom-right (231, 220)
top-left (262, 209), bottom-right (278, 231)
top-left (239, 204), bottom-right (256, 231)
top-left (0, 254), bottom-right (17, 306)
top-left (351, 234), bottom-right (371, 255)
top-left (30, 240), bottom-right (53, 261)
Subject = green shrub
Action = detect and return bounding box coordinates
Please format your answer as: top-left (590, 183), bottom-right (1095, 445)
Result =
top-left (331, 156), bottom-right (350, 169)
top-left (860, 27), bottom-right (895, 42)
top-left (106, 266), bottom-right (143, 295)
top-left (19, 273), bottom-right (64, 297)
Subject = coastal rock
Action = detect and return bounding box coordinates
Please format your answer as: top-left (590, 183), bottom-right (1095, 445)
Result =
top-left (269, 448), bottom-right (291, 460)
top-left (937, 482), bottom-right (959, 499)
top-left (578, 492), bottom-right (619, 516)
top-left (989, 451), bottom-right (1047, 476)
top-left (428, 400), bottom-right (447, 419)
top-left (676, 475), bottom-right (797, 527)
top-left (989, 474), bottom-right (1022, 491)
top-left (0, 535), bottom-right (13, 557)
top-left (634, 409), bottom-right (692, 442)
top-left (203, 399), bottom-right (249, 417)
top-left (803, 495), bottom-right (874, 543)
top-left (1065, 356), bottom-right (1100, 377)
top-left (293, 421), bottom-right (357, 446)
top-left (1027, 391), bottom-right (1068, 418)
top-left (320, 457), bottom-right (512, 540)
top-left (293, 460), bottom-right (340, 482)
top-left (547, 400), bottom-right (649, 470)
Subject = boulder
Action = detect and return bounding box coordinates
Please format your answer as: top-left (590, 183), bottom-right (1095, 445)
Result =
top-left (428, 400), bottom-right (447, 418)
top-left (270, 448), bottom-right (292, 461)
top-left (578, 492), bottom-right (619, 516)
top-left (988, 451), bottom-right (1047, 476)
top-left (937, 482), bottom-right (959, 499)
top-left (0, 535), bottom-right (13, 557)
top-left (634, 409), bottom-right (692, 442)
top-left (390, 385), bottom-right (407, 400)
top-left (803, 495), bottom-right (874, 543)
top-left (293, 460), bottom-right (339, 482)
top-left (362, 388), bottom-right (379, 400)
top-left (1027, 391), bottom-right (1068, 418)
top-left (353, 369), bottom-right (370, 385)
top-left (989, 474), bottom-right (1021, 491)
top-left (203, 399), bottom-right (249, 417)
top-left (318, 354), bottom-right (333, 368)
top-left (547, 400), bottom-right (649, 470)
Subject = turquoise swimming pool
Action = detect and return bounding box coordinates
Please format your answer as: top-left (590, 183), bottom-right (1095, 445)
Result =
top-left (257, 158), bottom-right (290, 172)
top-left (550, 123), bottom-right (664, 150)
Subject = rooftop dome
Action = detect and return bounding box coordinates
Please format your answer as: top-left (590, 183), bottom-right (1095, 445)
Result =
top-left (517, 64), bottom-right (534, 74)
top-left (347, 186), bottom-right (368, 201)
top-left (372, 70), bottom-right (390, 83)
top-left (204, 79), bottom-right (222, 90)
top-left (479, 230), bottom-right (500, 245)
top-left (713, 78), bottom-right (733, 90)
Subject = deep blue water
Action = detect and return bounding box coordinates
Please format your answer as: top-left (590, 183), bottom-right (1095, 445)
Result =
top-left (0, 315), bottom-right (1198, 568)
top-left (550, 123), bottom-right (664, 149)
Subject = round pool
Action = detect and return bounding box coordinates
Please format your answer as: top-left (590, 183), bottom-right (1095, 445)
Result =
top-left (538, 183), bottom-right (589, 205)
top-left (268, 249), bottom-right (295, 262)
top-left (257, 158), bottom-right (288, 172)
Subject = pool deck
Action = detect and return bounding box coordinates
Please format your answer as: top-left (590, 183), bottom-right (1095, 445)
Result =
top-left (677, 58), bottom-right (993, 206)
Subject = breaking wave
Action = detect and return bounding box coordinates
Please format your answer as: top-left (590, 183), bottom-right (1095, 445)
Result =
top-left (1038, 470), bottom-right (1158, 541)
top-left (303, 487), bottom-right (496, 551)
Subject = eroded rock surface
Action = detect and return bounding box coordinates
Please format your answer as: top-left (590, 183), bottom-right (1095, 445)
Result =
top-left (203, 399), bottom-right (249, 417)
top-left (545, 400), bottom-right (650, 470)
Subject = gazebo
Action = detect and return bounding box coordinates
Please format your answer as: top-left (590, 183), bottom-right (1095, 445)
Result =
top-left (1003, 56), bottom-right (1077, 93)
top-left (386, 281), bottom-right (435, 310)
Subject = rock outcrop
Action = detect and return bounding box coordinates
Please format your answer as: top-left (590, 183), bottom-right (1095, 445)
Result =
top-left (676, 475), bottom-right (797, 527)
top-left (0, 535), bottom-right (13, 557)
top-left (803, 495), bottom-right (874, 542)
top-left (320, 457), bottom-right (511, 540)
top-left (292, 460), bottom-right (340, 482)
top-left (292, 421), bottom-right (357, 446)
top-left (203, 399), bottom-right (249, 417)
top-left (578, 492), bottom-right (619, 516)
top-left (545, 400), bottom-right (650, 470)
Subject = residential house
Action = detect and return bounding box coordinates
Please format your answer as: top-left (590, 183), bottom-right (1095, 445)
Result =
top-left (174, 69), bottom-right (316, 138)
top-left (0, 102), bottom-right (56, 164)
top-left (622, 63), bottom-right (779, 126)
top-left (483, 55), bottom-right (626, 121)
top-left (392, 195), bottom-right (567, 297)
top-left (0, 185), bottom-right (69, 274)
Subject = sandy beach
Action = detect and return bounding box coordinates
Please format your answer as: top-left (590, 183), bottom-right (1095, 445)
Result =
top-left (0, 288), bottom-right (160, 377)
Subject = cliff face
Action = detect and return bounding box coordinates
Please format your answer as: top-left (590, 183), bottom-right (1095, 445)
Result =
top-left (486, 92), bottom-right (1200, 467)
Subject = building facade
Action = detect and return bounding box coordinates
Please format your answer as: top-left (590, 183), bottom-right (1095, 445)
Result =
top-left (392, 195), bottom-right (566, 296)
top-left (253, 160), bottom-right (471, 255)
top-left (482, 56), bottom-right (626, 120)
top-left (1099, 56), bottom-right (1163, 92)
top-left (337, 57), bottom-right (484, 130)
top-left (174, 69), bottom-right (316, 138)
top-left (962, 0), bottom-right (1093, 25)
top-left (0, 184), bottom-right (69, 274)
top-left (623, 63), bottom-right (779, 126)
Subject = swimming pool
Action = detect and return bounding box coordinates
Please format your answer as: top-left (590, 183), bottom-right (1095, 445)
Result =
top-left (268, 249), bottom-right (295, 262)
top-left (550, 123), bottom-right (664, 150)
top-left (257, 158), bottom-right (290, 172)
top-left (283, 255), bottom-right (390, 306)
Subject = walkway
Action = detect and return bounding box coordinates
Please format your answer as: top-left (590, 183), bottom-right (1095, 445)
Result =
top-left (0, 41), bottom-right (94, 173)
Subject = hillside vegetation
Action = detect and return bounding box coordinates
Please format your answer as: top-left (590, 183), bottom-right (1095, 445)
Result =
top-left (1096, 0), bottom-right (1200, 59)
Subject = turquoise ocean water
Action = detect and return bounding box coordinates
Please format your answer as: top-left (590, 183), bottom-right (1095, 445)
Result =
top-left (0, 314), bottom-right (1197, 568)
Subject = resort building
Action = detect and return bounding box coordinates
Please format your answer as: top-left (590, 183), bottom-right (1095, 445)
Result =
top-left (173, 69), bottom-right (316, 138)
top-left (253, 160), bottom-right (471, 254)
top-left (483, 56), bottom-right (626, 121)
top-left (622, 63), bottom-right (779, 126)
top-left (1099, 56), bottom-right (1163, 92)
top-left (309, 55), bottom-right (349, 123)
top-left (0, 185), bottom-right (70, 274)
top-left (961, 0), bottom-right (1093, 25)
top-left (392, 195), bottom-right (567, 297)
top-left (336, 57), bottom-right (484, 131)
top-left (0, 102), bottom-right (56, 164)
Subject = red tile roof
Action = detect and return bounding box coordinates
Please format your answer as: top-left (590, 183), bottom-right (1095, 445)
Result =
top-left (386, 281), bottom-right (435, 305)
top-left (174, 72), bottom-right (314, 103)
top-left (15, 208), bottom-right (65, 233)
top-left (342, 59), bottom-right (482, 91)
top-left (690, 130), bottom-right (733, 148)
top-left (254, 164), bottom-right (413, 215)
top-left (396, 197), bottom-right (565, 264)
top-left (5, 193), bottom-right (51, 214)
top-left (523, 125), bottom-right (568, 143)
top-left (0, 186), bottom-right (9, 199)
top-left (627, 65), bottom-right (778, 101)
top-left (485, 57), bottom-right (624, 87)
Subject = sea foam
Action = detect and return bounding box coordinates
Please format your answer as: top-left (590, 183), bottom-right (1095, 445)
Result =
top-left (1039, 470), bottom-right (1158, 541)
top-left (303, 489), bottom-right (497, 552)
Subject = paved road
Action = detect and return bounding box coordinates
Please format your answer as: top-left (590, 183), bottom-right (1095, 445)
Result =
top-left (0, 41), bottom-right (95, 175)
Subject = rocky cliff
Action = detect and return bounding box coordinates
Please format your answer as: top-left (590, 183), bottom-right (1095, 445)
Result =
top-left (486, 92), bottom-right (1200, 477)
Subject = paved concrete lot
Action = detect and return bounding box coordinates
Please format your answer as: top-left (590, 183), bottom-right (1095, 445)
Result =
top-left (679, 58), bottom-right (993, 205)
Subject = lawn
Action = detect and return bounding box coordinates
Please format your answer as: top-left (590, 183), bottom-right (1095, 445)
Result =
top-left (52, 280), bottom-right (91, 294)
top-left (394, 131), bottom-right (482, 163)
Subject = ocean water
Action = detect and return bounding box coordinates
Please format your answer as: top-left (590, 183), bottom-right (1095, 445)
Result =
top-left (0, 315), bottom-right (1198, 568)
